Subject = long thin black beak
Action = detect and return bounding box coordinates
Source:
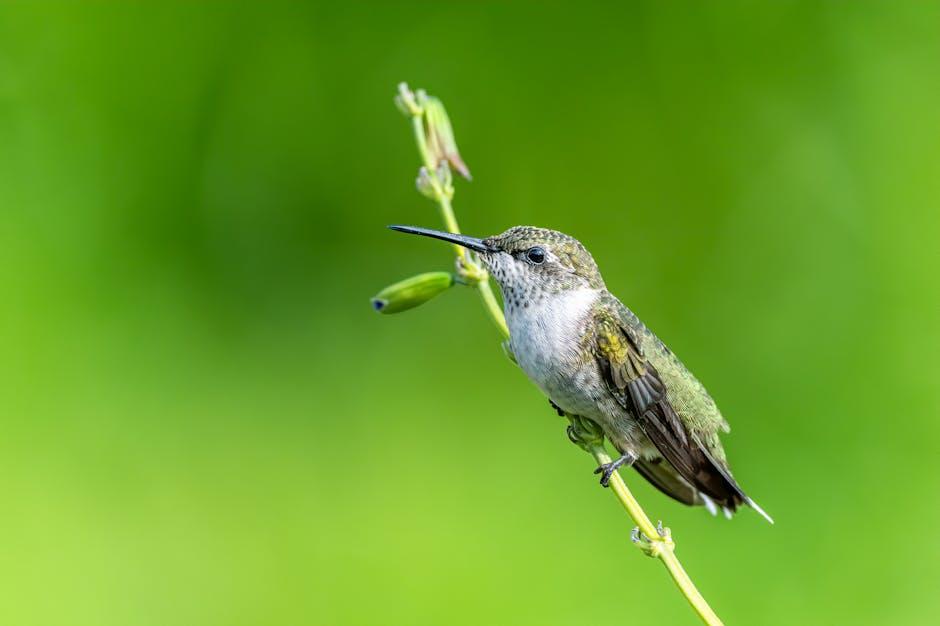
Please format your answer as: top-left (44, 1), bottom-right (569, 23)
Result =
top-left (388, 225), bottom-right (494, 253)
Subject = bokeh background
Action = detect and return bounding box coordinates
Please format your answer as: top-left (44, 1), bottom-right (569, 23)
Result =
top-left (2, 2), bottom-right (938, 624)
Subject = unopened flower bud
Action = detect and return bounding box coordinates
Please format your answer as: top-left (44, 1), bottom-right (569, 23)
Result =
top-left (371, 272), bottom-right (454, 314)
top-left (394, 82), bottom-right (421, 116)
top-left (422, 96), bottom-right (472, 180)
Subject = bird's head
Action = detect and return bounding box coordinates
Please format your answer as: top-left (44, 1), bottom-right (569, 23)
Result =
top-left (389, 225), bottom-right (604, 309)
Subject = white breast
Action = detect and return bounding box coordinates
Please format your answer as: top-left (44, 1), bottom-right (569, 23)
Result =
top-left (507, 288), bottom-right (600, 403)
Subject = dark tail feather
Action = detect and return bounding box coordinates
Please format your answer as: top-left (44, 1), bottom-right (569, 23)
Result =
top-left (693, 436), bottom-right (775, 525)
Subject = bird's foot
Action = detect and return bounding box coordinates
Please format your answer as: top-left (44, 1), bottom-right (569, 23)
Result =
top-left (630, 521), bottom-right (674, 558)
top-left (565, 416), bottom-right (604, 452)
top-left (593, 452), bottom-right (636, 487)
top-left (565, 424), bottom-right (578, 443)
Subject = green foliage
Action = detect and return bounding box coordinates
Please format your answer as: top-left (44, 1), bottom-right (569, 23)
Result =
top-left (1, 2), bottom-right (938, 625)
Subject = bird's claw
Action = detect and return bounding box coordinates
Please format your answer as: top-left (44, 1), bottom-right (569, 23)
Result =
top-left (566, 424), bottom-right (578, 444)
top-left (593, 463), bottom-right (617, 487)
top-left (564, 416), bottom-right (604, 452)
top-left (593, 452), bottom-right (636, 487)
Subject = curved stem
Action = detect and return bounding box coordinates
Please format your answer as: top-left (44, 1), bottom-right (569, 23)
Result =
top-left (590, 446), bottom-right (659, 538)
top-left (436, 190), bottom-right (461, 235)
top-left (468, 257), bottom-right (721, 624)
top-left (439, 192), bottom-right (507, 338)
top-left (590, 446), bottom-right (723, 626)
top-left (476, 278), bottom-right (509, 338)
top-left (411, 114), bottom-right (467, 261)
top-left (408, 104), bottom-right (509, 338)
top-left (399, 85), bottom-right (721, 625)
top-left (661, 551), bottom-right (723, 626)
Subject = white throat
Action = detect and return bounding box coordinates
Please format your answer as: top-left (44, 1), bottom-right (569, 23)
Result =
top-left (506, 287), bottom-right (600, 383)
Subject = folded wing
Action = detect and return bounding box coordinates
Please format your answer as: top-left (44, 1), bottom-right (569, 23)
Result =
top-left (592, 304), bottom-right (768, 521)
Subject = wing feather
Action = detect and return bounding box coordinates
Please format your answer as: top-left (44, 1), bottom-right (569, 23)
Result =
top-left (592, 304), bottom-right (745, 511)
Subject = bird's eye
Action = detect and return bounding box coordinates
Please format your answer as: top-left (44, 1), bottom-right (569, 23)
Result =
top-left (525, 247), bottom-right (546, 264)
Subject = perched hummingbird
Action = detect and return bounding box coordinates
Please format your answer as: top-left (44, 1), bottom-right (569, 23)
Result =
top-left (390, 224), bottom-right (772, 523)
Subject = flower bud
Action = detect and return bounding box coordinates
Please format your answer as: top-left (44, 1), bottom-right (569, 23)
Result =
top-left (422, 96), bottom-right (472, 180)
top-left (394, 82), bottom-right (421, 116)
top-left (371, 272), bottom-right (454, 314)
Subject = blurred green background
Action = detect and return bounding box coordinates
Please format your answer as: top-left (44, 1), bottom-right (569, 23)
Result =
top-left (1, 2), bottom-right (938, 624)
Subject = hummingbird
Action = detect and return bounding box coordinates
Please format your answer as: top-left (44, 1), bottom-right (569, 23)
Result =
top-left (389, 224), bottom-right (772, 523)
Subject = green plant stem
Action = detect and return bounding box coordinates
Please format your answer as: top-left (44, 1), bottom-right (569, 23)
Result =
top-left (409, 109), bottom-right (510, 339)
top-left (401, 87), bottom-right (720, 625)
top-left (590, 445), bottom-right (723, 626)
top-left (475, 275), bottom-right (509, 338)
top-left (473, 286), bottom-right (721, 624)
top-left (436, 192), bottom-right (508, 336)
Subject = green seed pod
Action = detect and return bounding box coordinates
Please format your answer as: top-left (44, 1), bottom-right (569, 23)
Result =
top-left (371, 272), bottom-right (454, 314)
